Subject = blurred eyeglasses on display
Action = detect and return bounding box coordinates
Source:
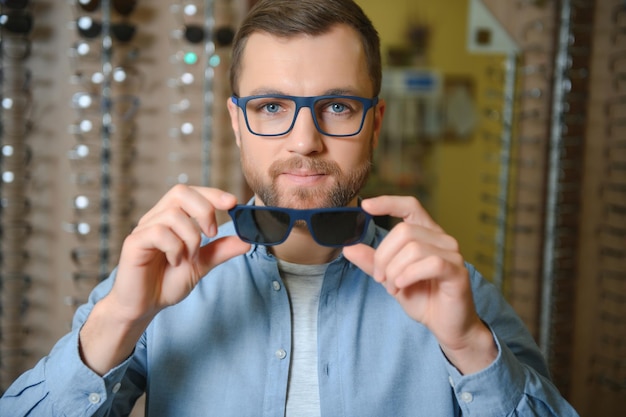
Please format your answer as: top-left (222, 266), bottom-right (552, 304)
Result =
top-left (74, 0), bottom-right (138, 16)
top-left (75, 16), bottom-right (136, 43)
top-left (0, 10), bottom-right (33, 35)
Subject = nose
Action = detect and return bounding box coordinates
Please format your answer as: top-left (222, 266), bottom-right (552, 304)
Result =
top-left (285, 106), bottom-right (324, 155)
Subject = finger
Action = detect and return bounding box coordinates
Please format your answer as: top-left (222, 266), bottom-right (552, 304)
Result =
top-left (394, 254), bottom-right (465, 290)
top-left (196, 236), bottom-right (251, 272)
top-left (370, 222), bottom-right (420, 283)
top-left (379, 221), bottom-right (459, 257)
top-left (179, 186), bottom-right (238, 238)
top-left (373, 240), bottom-right (421, 295)
top-left (133, 207), bottom-right (204, 262)
top-left (361, 195), bottom-right (442, 231)
top-left (382, 241), bottom-right (427, 293)
top-left (382, 241), bottom-right (463, 294)
top-left (140, 185), bottom-right (237, 238)
top-left (342, 243), bottom-right (376, 278)
top-left (125, 223), bottom-right (188, 267)
top-left (188, 185), bottom-right (238, 210)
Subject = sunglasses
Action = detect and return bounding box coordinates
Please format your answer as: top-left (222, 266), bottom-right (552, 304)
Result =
top-left (0, 10), bottom-right (33, 34)
top-left (228, 205), bottom-right (372, 247)
top-left (75, 17), bottom-right (136, 42)
top-left (1, 0), bottom-right (29, 9)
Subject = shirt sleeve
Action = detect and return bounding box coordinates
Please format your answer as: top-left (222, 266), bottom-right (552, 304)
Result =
top-left (0, 272), bottom-right (145, 417)
top-left (442, 264), bottom-right (580, 417)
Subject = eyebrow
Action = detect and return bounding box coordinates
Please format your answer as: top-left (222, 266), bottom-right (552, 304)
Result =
top-left (245, 87), bottom-right (366, 97)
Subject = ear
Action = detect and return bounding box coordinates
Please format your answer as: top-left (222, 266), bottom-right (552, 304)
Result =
top-left (226, 97), bottom-right (242, 148)
top-left (371, 98), bottom-right (386, 149)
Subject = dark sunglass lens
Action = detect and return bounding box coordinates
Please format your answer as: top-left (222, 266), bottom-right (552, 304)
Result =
top-left (76, 16), bottom-right (101, 39)
top-left (214, 26), bottom-right (235, 47)
top-left (233, 207), bottom-right (291, 245)
top-left (0, 12), bottom-right (33, 34)
top-left (112, 0), bottom-right (137, 16)
top-left (184, 25), bottom-right (205, 44)
top-left (1, 0), bottom-right (29, 9)
top-left (111, 23), bottom-right (136, 42)
top-left (311, 210), bottom-right (368, 246)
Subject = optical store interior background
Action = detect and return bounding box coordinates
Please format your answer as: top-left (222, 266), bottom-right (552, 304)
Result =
top-left (0, 0), bottom-right (624, 415)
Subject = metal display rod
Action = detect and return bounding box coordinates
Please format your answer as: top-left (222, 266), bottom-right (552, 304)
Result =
top-left (540, 0), bottom-right (572, 356)
top-left (99, 0), bottom-right (113, 279)
top-left (202, 0), bottom-right (215, 187)
top-left (492, 53), bottom-right (518, 291)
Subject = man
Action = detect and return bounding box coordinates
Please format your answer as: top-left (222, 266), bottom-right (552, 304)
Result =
top-left (1, 0), bottom-right (578, 416)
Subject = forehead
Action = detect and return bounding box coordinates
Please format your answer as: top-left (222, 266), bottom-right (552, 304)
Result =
top-left (237, 24), bottom-right (373, 97)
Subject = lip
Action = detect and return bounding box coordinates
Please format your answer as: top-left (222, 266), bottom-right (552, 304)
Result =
top-left (280, 171), bottom-right (326, 184)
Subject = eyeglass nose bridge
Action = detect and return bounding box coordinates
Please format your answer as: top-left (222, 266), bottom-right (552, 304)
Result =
top-left (288, 97), bottom-right (322, 135)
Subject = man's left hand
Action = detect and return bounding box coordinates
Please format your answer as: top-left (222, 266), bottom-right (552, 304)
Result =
top-left (343, 195), bottom-right (497, 374)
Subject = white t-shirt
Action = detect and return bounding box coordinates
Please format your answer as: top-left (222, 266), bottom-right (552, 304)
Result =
top-left (277, 259), bottom-right (327, 417)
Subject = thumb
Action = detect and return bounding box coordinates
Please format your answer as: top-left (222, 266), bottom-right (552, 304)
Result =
top-left (197, 236), bottom-right (250, 271)
top-left (343, 243), bottom-right (376, 278)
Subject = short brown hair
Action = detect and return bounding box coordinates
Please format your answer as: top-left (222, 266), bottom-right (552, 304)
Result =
top-left (229, 0), bottom-right (381, 96)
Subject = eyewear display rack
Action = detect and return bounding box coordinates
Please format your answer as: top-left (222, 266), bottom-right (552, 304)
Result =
top-left (481, 0), bottom-right (625, 414)
top-left (540, 0), bottom-right (590, 399)
top-left (64, 0), bottom-right (142, 315)
top-left (570, 0), bottom-right (626, 413)
top-left (0, 0), bottom-right (36, 393)
top-left (0, 1), bottom-right (246, 403)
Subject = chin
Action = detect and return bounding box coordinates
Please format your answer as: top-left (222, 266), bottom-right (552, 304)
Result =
top-left (269, 186), bottom-right (330, 209)
top-left (281, 195), bottom-right (328, 209)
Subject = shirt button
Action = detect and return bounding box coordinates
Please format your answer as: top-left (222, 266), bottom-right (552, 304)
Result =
top-left (275, 349), bottom-right (287, 359)
top-left (272, 281), bottom-right (281, 291)
top-left (112, 382), bottom-right (121, 393)
top-left (460, 392), bottom-right (473, 403)
top-left (88, 393), bottom-right (101, 404)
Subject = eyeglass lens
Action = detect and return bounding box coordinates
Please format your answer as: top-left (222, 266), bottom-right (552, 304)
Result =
top-left (240, 96), bottom-right (371, 136)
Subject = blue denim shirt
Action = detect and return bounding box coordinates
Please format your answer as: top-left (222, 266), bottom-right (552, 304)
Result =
top-left (1, 221), bottom-right (579, 417)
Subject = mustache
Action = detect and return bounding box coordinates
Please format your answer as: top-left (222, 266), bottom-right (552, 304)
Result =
top-left (268, 157), bottom-right (342, 178)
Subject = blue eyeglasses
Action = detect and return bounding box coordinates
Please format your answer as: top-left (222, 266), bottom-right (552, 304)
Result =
top-left (231, 94), bottom-right (379, 137)
top-left (228, 205), bottom-right (372, 247)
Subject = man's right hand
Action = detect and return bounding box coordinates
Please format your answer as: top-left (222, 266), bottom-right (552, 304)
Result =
top-left (79, 185), bottom-right (251, 375)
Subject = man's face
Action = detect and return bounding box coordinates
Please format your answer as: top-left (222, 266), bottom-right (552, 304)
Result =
top-left (228, 24), bottom-right (385, 209)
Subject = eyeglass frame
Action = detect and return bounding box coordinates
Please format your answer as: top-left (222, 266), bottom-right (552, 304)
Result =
top-left (228, 204), bottom-right (372, 247)
top-left (230, 94), bottom-right (379, 137)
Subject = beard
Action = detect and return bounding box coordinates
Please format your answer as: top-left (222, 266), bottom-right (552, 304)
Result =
top-left (241, 141), bottom-right (373, 210)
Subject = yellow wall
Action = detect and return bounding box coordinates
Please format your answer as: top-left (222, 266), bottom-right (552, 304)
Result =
top-left (359, 0), bottom-right (502, 275)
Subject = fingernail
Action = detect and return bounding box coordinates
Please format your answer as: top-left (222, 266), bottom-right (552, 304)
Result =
top-left (208, 223), bottom-right (217, 237)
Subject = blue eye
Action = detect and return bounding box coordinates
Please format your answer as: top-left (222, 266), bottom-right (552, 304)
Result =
top-left (330, 103), bottom-right (346, 113)
top-left (263, 103), bottom-right (280, 113)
